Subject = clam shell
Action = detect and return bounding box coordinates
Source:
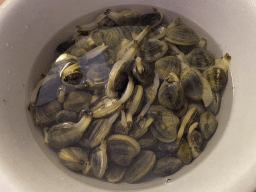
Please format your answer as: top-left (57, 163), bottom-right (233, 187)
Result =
top-left (86, 64), bottom-right (110, 87)
top-left (206, 91), bottom-right (221, 115)
top-left (154, 157), bottom-right (183, 176)
top-left (165, 25), bottom-right (199, 45)
top-left (177, 139), bottom-right (193, 164)
top-left (125, 150), bottom-right (156, 183)
top-left (137, 131), bottom-right (158, 150)
top-left (56, 110), bottom-right (78, 124)
top-left (202, 66), bottom-right (228, 91)
top-left (107, 134), bottom-right (141, 166)
top-left (105, 163), bottom-right (126, 183)
top-left (155, 56), bottom-right (181, 80)
top-left (148, 105), bottom-right (180, 143)
top-left (199, 111), bottom-right (218, 139)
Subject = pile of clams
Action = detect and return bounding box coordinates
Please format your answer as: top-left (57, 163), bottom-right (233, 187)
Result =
top-left (29, 7), bottom-right (231, 184)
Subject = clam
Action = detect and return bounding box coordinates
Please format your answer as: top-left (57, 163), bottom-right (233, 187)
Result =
top-left (129, 117), bottom-right (154, 139)
top-left (158, 72), bottom-right (186, 111)
top-left (199, 111), bottom-right (218, 139)
top-left (60, 61), bottom-right (84, 86)
top-left (105, 9), bottom-right (141, 25)
top-left (202, 53), bottom-right (231, 91)
top-left (45, 111), bottom-right (92, 149)
top-left (105, 163), bottom-right (126, 183)
top-left (58, 147), bottom-right (89, 172)
top-left (85, 63), bottom-right (110, 88)
top-left (155, 56), bottom-right (182, 80)
top-left (126, 85), bottom-right (144, 128)
top-left (207, 91), bottom-right (221, 115)
top-left (157, 140), bottom-right (179, 155)
top-left (154, 157), bottom-right (183, 177)
top-left (92, 76), bottom-right (134, 118)
top-left (148, 105), bottom-right (180, 143)
top-left (56, 110), bottom-right (78, 124)
top-left (63, 90), bottom-right (92, 113)
top-left (184, 38), bottom-right (215, 72)
top-left (139, 39), bottom-right (168, 62)
top-left (177, 139), bottom-right (193, 164)
top-left (34, 100), bottom-right (62, 127)
top-left (86, 109), bottom-right (120, 148)
top-left (187, 102), bottom-right (206, 117)
top-left (139, 8), bottom-right (163, 28)
top-left (137, 131), bottom-right (158, 150)
top-left (107, 134), bottom-right (141, 166)
top-left (125, 150), bottom-right (156, 183)
top-left (114, 110), bottom-right (128, 135)
top-left (187, 122), bottom-right (205, 158)
top-left (136, 72), bottom-right (160, 122)
top-left (165, 24), bottom-right (199, 45)
top-left (132, 57), bottom-right (155, 86)
top-left (90, 141), bottom-right (108, 179)
top-left (176, 107), bottom-right (198, 144)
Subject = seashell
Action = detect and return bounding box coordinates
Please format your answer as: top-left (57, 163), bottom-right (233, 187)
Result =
top-left (157, 140), bottom-right (179, 155)
top-left (85, 64), bottom-right (110, 88)
top-left (148, 105), bottom-right (180, 143)
top-left (139, 39), bottom-right (168, 62)
top-left (60, 62), bottom-right (84, 86)
top-left (139, 8), bottom-right (163, 28)
top-left (58, 147), bottom-right (89, 172)
top-left (154, 157), bottom-right (183, 176)
top-left (129, 117), bottom-right (154, 139)
top-left (184, 38), bottom-right (215, 72)
top-left (56, 110), bottom-right (78, 124)
top-left (105, 163), bottom-right (126, 183)
top-left (132, 57), bottom-right (155, 86)
top-left (177, 107), bottom-right (198, 144)
top-left (34, 100), bottom-right (62, 127)
top-left (177, 139), bottom-right (193, 164)
top-left (137, 131), bottom-right (158, 150)
top-left (158, 72), bottom-right (186, 111)
top-left (114, 110), bottom-right (128, 135)
top-left (125, 150), bottom-right (156, 183)
top-left (165, 24), bottom-right (199, 46)
top-left (199, 111), bottom-right (218, 139)
top-left (187, 102), bottom-right (206, 117)
top-left (207, 91), bottom-right (221, 115)
top-left (105, 9), bottom-right (141, 25)
top-left (90, 141), bottom-right (108, 179)
top-left (45, 111), bottom-right (92, 149)
top-left (107, 134), bottom-right (141, 166)
top-left (155, 56), bottom-right (182, 80)
top-left (63, 90), bottom-right (92, 113)
top-left (187, 122), bottom-right (205, 158)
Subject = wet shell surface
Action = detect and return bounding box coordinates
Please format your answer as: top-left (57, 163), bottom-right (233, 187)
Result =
top-left (125, 150), bottom-right (156, 183)
top-left (107, 134), bottom-right (141, 166)
top-left (177, 139), bottom-right (193, 164)
top-left (154, 157), bottom-right (183, 176)
top-left (199, 111), bottom-right (218, 139)
top-left (165, 25), bottom-right (199, 45)
top-left (105, 163), bottom-right (126, 183)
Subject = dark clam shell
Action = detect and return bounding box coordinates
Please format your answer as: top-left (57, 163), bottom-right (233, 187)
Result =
top-left (132, 60), bottom-right (154, 86)
top-left (154, 157), bottom-right (183, 176)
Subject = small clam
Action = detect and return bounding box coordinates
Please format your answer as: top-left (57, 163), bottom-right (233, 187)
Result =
top-left (107, 134), bottom-right (141, 166)
top-left (56, 110), bottom-right (78, 124)
top-left (105, 163), bottom-right (126, 183)
top-left (177, 139), bottom-right (193, 164)
top-left (114, 110), bottom-right (128, 135)
top-left (90, 141), bottom-right (108, 179)
top-left (92, 76), bottom-right (134, 118)
top-left (157, 140), bottom-right (179, 155)
top-left (105, 9), bottom-right (141, 25)
top-left (129, 117), bottom-right (154, 139)
top-left (187, 102), bottom-right (206, 117)
top-left (60, 62), bottom-right (84, 86)
top-left (139, 8), bottom-right (163, 28)
top-left (187, 122), bottom-right (205, 158)
top-left (184, 38), bottom-right (215, 72)
top-left (139, 39), bottom-right (168, 62)
top-left (132, 57), bottom-right (154, 86)
top-left (202, 53), bottom-right (231, 91)
top-left (154, 157), bottom-right (183, 177)
top-left (207, 91), bottom-right (221, 115)
top-left (148, 105), bottom-right (180, 143)
top-left (45, 111), bottom-right (92, 149)
top-left (137, 131), bottom-right (158, 150)
top-left (125, 150), bottom-right (156, 183)
top-left (34, 100), bottom-right (62, 127)
top-left (155, 56), bottom-right (182, 80)
top-left (165, 24), bottom-right (199, 45)
top-left (158, 72), bottom-right (186, 111)
top-left (176, 107), bottom-right (198, 144)
top-left (86, 109), bottom-right (120, 148)
top-left (199, 111), bottom-right (218, 139)
top-left (58, 147), bottom-right (89, 172)
top-left (63, 90), bottom-right (92, 113)
top-left (85, 64), bottom-right (110, 88)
